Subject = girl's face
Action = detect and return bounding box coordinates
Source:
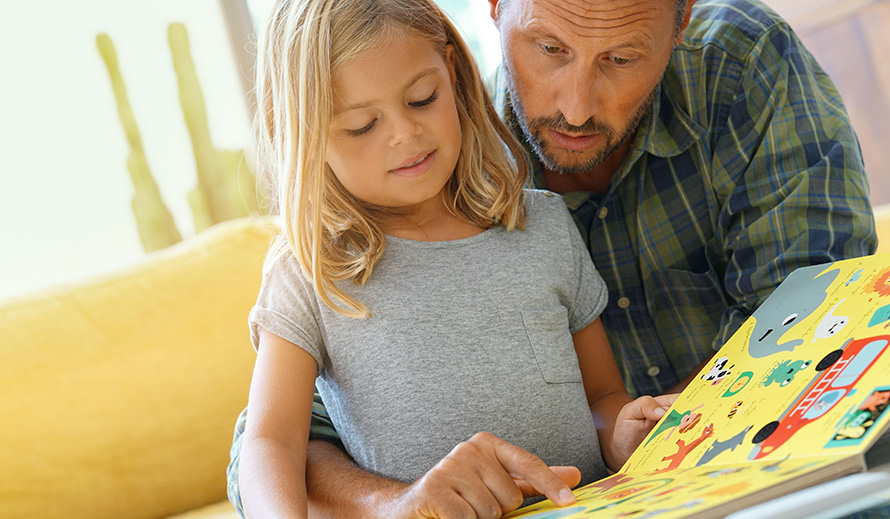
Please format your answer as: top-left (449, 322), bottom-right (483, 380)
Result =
top-left (326, 33), bottom-right (462, 215)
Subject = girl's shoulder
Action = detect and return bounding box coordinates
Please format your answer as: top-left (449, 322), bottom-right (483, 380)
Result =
top-left (521, 188), bottom-right (574, 233)
top-left (523, 188), bottom-right (569, 215)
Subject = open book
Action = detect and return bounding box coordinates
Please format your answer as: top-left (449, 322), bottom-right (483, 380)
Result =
top-left (507, 253), bottom-right (890, 519)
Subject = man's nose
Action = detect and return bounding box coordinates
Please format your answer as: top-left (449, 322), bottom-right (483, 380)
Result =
top-left (388, 112), bottom-right (422, 147)
top-left (555, 65), bottom-right (599, 127)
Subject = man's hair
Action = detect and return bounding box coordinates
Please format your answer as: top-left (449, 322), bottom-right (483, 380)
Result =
top-left (673, 0), bottom-right (689, 34)
top-left (254, 0), bottom-right (528, 318)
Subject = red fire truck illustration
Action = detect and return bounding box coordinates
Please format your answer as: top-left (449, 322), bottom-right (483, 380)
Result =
top-left (749, 335), bottom-right (890, 460)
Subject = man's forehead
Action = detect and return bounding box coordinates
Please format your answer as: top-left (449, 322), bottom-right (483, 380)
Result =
top-left (504, 0), bottom-right (671, 40)
top-left (505, 0), bottom-right (673, 21)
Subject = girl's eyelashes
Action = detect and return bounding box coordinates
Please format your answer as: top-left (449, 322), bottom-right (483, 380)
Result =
top-left (345, 119), bottom-right (376, 137)
top-left (410, 89), bottom-right (439, 108)
top-left (342, 90), bottom-right (440, 137)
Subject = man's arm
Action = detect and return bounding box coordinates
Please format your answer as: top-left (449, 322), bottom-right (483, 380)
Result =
top-left (229, 398), bottom-right (581, 519)
top-left (709, 18), bottom-right (876, 356)
top-left (304, 440), bottom-right (407, 518)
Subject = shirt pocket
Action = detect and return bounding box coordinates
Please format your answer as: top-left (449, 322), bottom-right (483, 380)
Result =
top-left (521, 308), bottom-right (582, 384)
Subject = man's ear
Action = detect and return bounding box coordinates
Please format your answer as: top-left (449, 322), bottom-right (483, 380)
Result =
top-left (487, 0), bottom-right (500, 23)
top-left (675, 0), bottom-right (697, 45)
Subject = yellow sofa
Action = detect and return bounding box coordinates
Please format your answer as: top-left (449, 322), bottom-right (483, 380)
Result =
top-left (0, 217), bottom-right (277, 519)
top-left (0, 207), bottom-right (887, 519)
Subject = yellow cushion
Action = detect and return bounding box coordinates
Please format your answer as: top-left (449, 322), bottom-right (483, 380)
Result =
top-left (876, 204), bottom-right (890, 255)
top-left (0, 217), bottom-right (277, 519)
top-left (165, 501), bottom-right (240, 519)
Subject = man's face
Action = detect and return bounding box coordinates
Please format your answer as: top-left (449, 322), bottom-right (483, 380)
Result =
top-left (491, 0), bottom-right (687, 174)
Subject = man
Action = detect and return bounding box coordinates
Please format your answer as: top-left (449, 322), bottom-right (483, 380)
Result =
top-left (228, 0), bottom-right (876, 517)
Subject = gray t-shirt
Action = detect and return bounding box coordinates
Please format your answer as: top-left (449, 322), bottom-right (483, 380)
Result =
top-left (249, 190), bottom-right (609, 485)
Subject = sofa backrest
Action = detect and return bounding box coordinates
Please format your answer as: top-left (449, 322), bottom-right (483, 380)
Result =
top-left (0, 217), bottom-right (278, 519)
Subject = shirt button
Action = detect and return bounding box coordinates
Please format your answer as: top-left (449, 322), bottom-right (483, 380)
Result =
top-left (647, 366), bottom-right (661, 377)
top-left (598, 207), bottom-right (609, 219)
top-left (543, 191), bottom-right (554, 197)
top-left (617, 296), bottom-right (631, 309)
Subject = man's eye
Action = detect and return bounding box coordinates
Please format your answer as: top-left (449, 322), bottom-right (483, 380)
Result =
top-left (410, 89), bottom-right (439, 108)
top-left (345, 120), bottom-right (375, 137)
top-left (541, 44), bottom-right (563, 55)
top-left (610, 56), bottom-right (633, 66)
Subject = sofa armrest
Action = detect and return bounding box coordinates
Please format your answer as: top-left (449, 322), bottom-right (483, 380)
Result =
top-left (0, 217), bottom-right (277, 519)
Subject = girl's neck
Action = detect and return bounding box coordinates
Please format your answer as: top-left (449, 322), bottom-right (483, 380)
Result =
top-left (379, 198), bottom-right (485, 242)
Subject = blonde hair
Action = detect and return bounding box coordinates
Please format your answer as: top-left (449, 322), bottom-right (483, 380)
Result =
top-left (255, 0), bottom-right (528, 318)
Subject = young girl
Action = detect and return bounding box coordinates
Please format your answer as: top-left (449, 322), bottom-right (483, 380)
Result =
top-left (238, 0), bottom-right (673, 517)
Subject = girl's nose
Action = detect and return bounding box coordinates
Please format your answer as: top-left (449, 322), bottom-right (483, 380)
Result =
top-left (387, 113), bottom-right (422, 147)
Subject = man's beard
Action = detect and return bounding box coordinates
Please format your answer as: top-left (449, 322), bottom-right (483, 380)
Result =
top-left (506, 74), bottom-right (656, 174)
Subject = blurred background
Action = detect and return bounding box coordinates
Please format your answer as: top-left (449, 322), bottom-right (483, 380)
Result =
top-left (1, 0), bottom-right (887, 300)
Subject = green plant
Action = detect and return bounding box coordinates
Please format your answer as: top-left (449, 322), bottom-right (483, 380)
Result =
top-left (97, 23), bottom-right (264, 252)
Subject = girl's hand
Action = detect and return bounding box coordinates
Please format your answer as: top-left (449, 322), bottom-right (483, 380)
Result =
top-left (609, 394), bottom-right (679, 469)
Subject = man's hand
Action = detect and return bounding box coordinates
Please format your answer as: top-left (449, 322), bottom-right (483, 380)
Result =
top-left (609, 394), bottom-right (678, 468)
top-left (382, 432), bottom-right (579, 519)
top-left (306, 432), bottom-right (579, 519)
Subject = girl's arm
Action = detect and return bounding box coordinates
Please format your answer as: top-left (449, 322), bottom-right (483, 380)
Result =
top-left (574, 318), bottom-right (675, 472)
top-left (240, 327), bottom-right (319, 519)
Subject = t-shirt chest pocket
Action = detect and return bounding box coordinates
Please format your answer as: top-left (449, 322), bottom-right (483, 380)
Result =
top-left (521, 309), bottom-right (582, 384)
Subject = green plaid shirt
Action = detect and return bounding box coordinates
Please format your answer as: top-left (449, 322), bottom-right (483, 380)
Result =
top-left (228, 0), bottom-right (876, 513)
top-left (490, 0), bottom-right (876, 396)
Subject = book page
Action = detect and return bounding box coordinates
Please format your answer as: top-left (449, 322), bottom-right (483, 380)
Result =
top-left (509, 253), bottom-right (890, 518)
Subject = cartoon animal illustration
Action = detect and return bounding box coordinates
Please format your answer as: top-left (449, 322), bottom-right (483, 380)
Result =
top-left (748, 265), bottom-right (839, 358)
top-left (831, 389), bottom-right (890, 443)
top-left (727, 401), bottom-right (743, 418)
top-left (866, 267), bottom-right (890, 298)
top-left (869, 304), bottom-right (890, 328)
top-left (861, 389), bottom-right (890, 412)
top-left (643, 405), bottom-right (703, 447)
top-left (749, 335), bottom-right (890, 460)
top-left (834, 409), bottom-right (873, 441)
top-left (651, 423), bottom-right (715, 474)
top-left (696, 425), bottom-right (753, 466)
top-left (700, 357), bottom-right (733, 385)
top-left (812, 299), bottom-right (848, 342)
top-left (761, 359), bottom-right (812, 387)
top-left (846, 269), bottom-right (863, 286)
top-left (584, 472), bottom-right (634, 494)
top-left (722, 372), bottom-right (754, 398)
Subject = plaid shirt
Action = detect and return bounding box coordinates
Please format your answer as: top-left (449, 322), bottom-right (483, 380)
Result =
top-left (489, 0), bottom-right (876, 396)
top-left (229, 1), bottom-right (876, 512)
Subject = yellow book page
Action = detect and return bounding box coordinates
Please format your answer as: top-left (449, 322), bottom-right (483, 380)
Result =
top-left (507, 253), bottom-right (890, 518)
top-left (624, 253), bottom-right (890, 474)
top-left (506, 455), bottom-right (861, 519)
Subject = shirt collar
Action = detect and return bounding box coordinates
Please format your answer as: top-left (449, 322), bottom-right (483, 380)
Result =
top-left (639, 79), bottom-right (707, 159)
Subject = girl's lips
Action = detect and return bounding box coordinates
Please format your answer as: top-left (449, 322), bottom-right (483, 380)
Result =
top-left (549, 129), bottom-right (601, 152)
top-left (390, 151), bottom-right (435, 177)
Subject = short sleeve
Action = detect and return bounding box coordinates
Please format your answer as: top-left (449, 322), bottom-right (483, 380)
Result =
top-left (559, 198), bottom-right (609, 333)
top-left (248, 252), bottom-right (326, 373)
